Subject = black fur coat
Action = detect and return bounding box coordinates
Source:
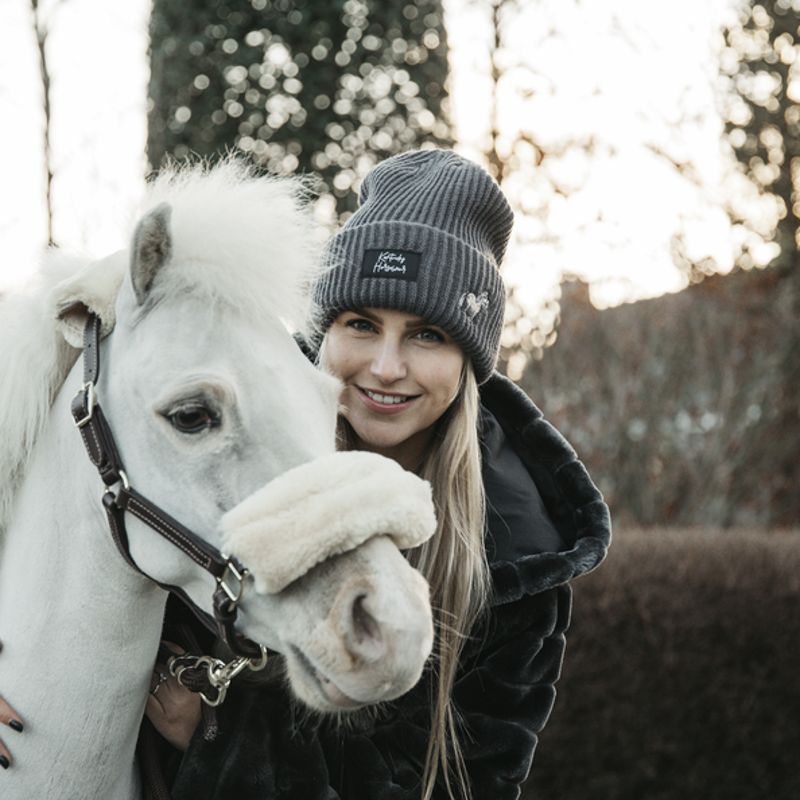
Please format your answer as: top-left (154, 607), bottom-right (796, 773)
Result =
top-left (167, 373), bottom-right (611, 799)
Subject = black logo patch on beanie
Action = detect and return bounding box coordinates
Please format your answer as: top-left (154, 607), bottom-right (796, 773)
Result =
top-left (361, 249), bottom-right (421, 281)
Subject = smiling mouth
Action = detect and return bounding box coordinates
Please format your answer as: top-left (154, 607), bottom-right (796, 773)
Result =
top-left (357, 387), bottom-right (420, 407)
top-left (289, 646), bottom-right (363, 710)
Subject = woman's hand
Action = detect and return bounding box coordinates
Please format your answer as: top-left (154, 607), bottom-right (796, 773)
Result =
top-left (144, 643), bottom-right (202, 752)
top-left (0, 693), bottom-right (24, 769)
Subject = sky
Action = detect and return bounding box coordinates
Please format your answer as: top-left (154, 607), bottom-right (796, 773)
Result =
top-left (0, 0), bottom-right (751, 315)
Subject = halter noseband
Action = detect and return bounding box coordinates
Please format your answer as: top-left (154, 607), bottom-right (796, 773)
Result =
top-left (71, 313), bottom-right (267, 702)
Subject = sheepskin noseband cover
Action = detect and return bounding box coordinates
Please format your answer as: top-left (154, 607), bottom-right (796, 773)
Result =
top-left (221, 451), bottom-right (437, 594)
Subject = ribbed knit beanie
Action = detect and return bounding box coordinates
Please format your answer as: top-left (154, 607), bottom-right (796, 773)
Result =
top-left (312, 149), bottom-right (514, 384)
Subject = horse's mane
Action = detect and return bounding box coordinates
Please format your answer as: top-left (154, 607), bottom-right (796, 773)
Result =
top-left (140, 158), bottom-right (326, 330)
top-left (0, 252), bottom-right (91, 537)
top-left (0, 159), bottom-right (327, 538)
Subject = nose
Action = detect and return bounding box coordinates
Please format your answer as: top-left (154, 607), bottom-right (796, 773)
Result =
top-left (370, 340), bottom-right (406, 383)
top-left (337, 583), bottom-right (387, 664)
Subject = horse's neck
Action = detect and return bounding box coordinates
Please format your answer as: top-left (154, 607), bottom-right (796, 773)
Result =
top-left (0, 366), bottom-right (164, 800)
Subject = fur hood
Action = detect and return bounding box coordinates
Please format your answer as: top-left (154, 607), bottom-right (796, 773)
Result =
top-left (480, 371), bottom-right (611, 603)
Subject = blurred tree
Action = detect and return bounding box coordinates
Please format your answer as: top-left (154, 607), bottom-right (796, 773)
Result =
top-left (471, 0), bottom-right (584, 374)
top-left (720, 0), bottom-right (800, 527)
top-left (510, 4), bottom-right (800, 528)
top-left (471, 0), bottom-right (678, 376)
top-left (722, 0), bottom-right (799, 274)
top-left (469, 1), bottom-right (749, 377)
top-left (521, 267), bottom-right (798, 528)
top-left (147, 0), bottom-right (452, 220)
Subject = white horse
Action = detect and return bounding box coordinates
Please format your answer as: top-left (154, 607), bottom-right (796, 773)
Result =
top-left (0, 162), bottom-right (434, 799)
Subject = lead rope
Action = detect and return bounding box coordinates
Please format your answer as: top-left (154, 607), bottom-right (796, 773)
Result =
top-left (138, 719), bottom-right (173, 800)
top-left (138, 623), bottom-right (226, 800)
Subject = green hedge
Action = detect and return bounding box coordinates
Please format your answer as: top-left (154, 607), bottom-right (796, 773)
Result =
top-left (525, 528), bottom-right (800, 800)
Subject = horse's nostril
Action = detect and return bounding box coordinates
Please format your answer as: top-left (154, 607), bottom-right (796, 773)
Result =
top-left (352, 593), bottom-right (381, 645)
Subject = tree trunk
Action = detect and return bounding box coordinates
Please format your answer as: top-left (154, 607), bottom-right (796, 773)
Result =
top-left (31, 0), bottom-right (54, 246)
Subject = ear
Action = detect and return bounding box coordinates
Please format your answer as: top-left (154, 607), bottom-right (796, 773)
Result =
top-left (50, 250), bottom-right (126, 347)
top-left (131, 202), bottom-right (172, 305)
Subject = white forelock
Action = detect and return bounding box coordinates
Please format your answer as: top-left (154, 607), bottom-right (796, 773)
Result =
top-left (137, 157), bottom-right (326, 331)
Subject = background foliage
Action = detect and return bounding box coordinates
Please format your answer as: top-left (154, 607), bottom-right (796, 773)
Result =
top-left (517, 0), bottom-right (799, 528)
top-left (522, 266), bottom-right (798, 528)
top-left (721, 0), bottom-right (800, 274)
top-left (148, 0), bottom-right (451, 219)
top-left (524, 528), bottom-right (800, 800)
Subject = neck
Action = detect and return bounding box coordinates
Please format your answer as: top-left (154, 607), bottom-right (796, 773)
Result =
top-left (0, 369), bottom-right (165, 800)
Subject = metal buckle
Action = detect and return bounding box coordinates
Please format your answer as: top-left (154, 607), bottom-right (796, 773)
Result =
top-left (102, 469), bottom-right (130, 500)
top-left (218, 557), bottom-right (248, 604)
top-left (168, 646), bottom-right (269, 707)
top-left (73, 382), bottom-right (96, 428)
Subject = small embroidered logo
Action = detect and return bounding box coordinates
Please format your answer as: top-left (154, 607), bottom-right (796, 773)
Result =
top-left (374, 251), bottom-right (408, 273)
top-left (459, 291), bottom-right (489, 320)
top-left (361, 248), bottom-right (421, 281)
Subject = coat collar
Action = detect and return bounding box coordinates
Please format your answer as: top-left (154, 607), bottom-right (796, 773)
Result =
top-left (480, 372), bottom-right (611, 605)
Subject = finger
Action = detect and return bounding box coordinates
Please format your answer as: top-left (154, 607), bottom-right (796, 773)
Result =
top-left (159, 681), bottom-right (199, 713)
top-left (153, 641), bottom-right (186, 679)
top-left (160, 640), bottom-right (186, 657)
top-left (0, 696), bottom-right (23, 731)
top-left (0, 736), bottom-right (11, 768)
top-left (145, 692), bottom-right (166, 721)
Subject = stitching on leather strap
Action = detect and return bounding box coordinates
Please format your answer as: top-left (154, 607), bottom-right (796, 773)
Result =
top-left (127, 495), bottom-right (213, 570)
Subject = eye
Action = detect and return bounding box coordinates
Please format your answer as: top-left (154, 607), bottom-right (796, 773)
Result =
top-left (345, 317), bottom-right (377, 333)
top-left (414, 327), bottom-right (445, 343)
top-left (166, 403), bottom-right (221, 434)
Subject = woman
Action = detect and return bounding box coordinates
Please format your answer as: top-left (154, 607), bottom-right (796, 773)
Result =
top-left (1, 150), bottom-right (611, 798)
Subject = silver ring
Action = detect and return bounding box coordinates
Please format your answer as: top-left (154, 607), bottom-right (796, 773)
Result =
top-left (150, 671), bottom-right (168, 696)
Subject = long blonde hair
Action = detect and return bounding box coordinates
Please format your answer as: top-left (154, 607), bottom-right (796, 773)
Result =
top-left (337, 363), bottom-right (490, 800)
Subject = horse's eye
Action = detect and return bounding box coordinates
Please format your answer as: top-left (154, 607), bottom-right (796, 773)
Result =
top-left (168, 404), bottom-right (220, 434)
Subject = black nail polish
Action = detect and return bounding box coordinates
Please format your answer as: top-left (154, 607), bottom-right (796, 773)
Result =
top-left (0, 755), bottom-right (9, 769)
top-left (9, 720), bottom-right (23, 733)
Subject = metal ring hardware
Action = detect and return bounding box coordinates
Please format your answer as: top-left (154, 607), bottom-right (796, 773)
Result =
top-left (168, 646), bottom-right (269, 707)
top-left (218, 558), bottom-right (248, 604)
top-left (73, 382), bottom-right (97, 428)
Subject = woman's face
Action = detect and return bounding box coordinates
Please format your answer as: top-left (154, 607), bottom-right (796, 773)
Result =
top-left (321, 308), bottom-right (465, 468)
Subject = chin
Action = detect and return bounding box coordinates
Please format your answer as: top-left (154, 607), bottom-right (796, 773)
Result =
top-left (285, 647), bottom-right (366, 713)
top-left (348, 421), bottom-right (409, 451)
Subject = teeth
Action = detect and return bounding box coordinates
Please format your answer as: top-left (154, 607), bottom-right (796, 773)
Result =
top-left (365, 389), bottom-right (409, 405)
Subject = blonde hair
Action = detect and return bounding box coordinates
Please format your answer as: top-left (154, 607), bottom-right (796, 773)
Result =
top-left (337, 363), bottom-right (490, 800)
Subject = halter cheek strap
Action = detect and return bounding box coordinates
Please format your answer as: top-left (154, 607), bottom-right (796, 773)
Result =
top-left (70, 313), bottom-right (267, 677)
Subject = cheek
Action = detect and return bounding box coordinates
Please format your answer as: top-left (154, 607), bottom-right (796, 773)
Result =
top-left (320, 335), bottom-right (350, 380)
top-left (427, 355), bottom-right (464, 405)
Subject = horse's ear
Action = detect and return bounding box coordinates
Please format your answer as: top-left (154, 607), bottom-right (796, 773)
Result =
top-left (51, 250), bottom-right (126, 347)
top-left (131, 202), bottom-right (172, 305)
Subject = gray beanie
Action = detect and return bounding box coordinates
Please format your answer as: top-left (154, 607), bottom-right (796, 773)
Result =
top-left (312, 149), bottom-right (514, 384)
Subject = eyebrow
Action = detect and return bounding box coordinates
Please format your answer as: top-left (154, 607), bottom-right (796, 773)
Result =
top-left (354, 308), bottom-right (436, 329)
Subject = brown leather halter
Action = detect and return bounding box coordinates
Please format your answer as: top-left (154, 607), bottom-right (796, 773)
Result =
top-left (70, 313), bottom-right (268, 701)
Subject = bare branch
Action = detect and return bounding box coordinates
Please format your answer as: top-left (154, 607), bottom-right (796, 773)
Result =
top-left (30, 0), bottom-right (54, 246)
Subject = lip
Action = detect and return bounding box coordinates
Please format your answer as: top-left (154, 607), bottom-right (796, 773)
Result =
top-left (289, 646), bottom-right (363, 710)
top-left (355, 386), bottom-right (419, 415)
